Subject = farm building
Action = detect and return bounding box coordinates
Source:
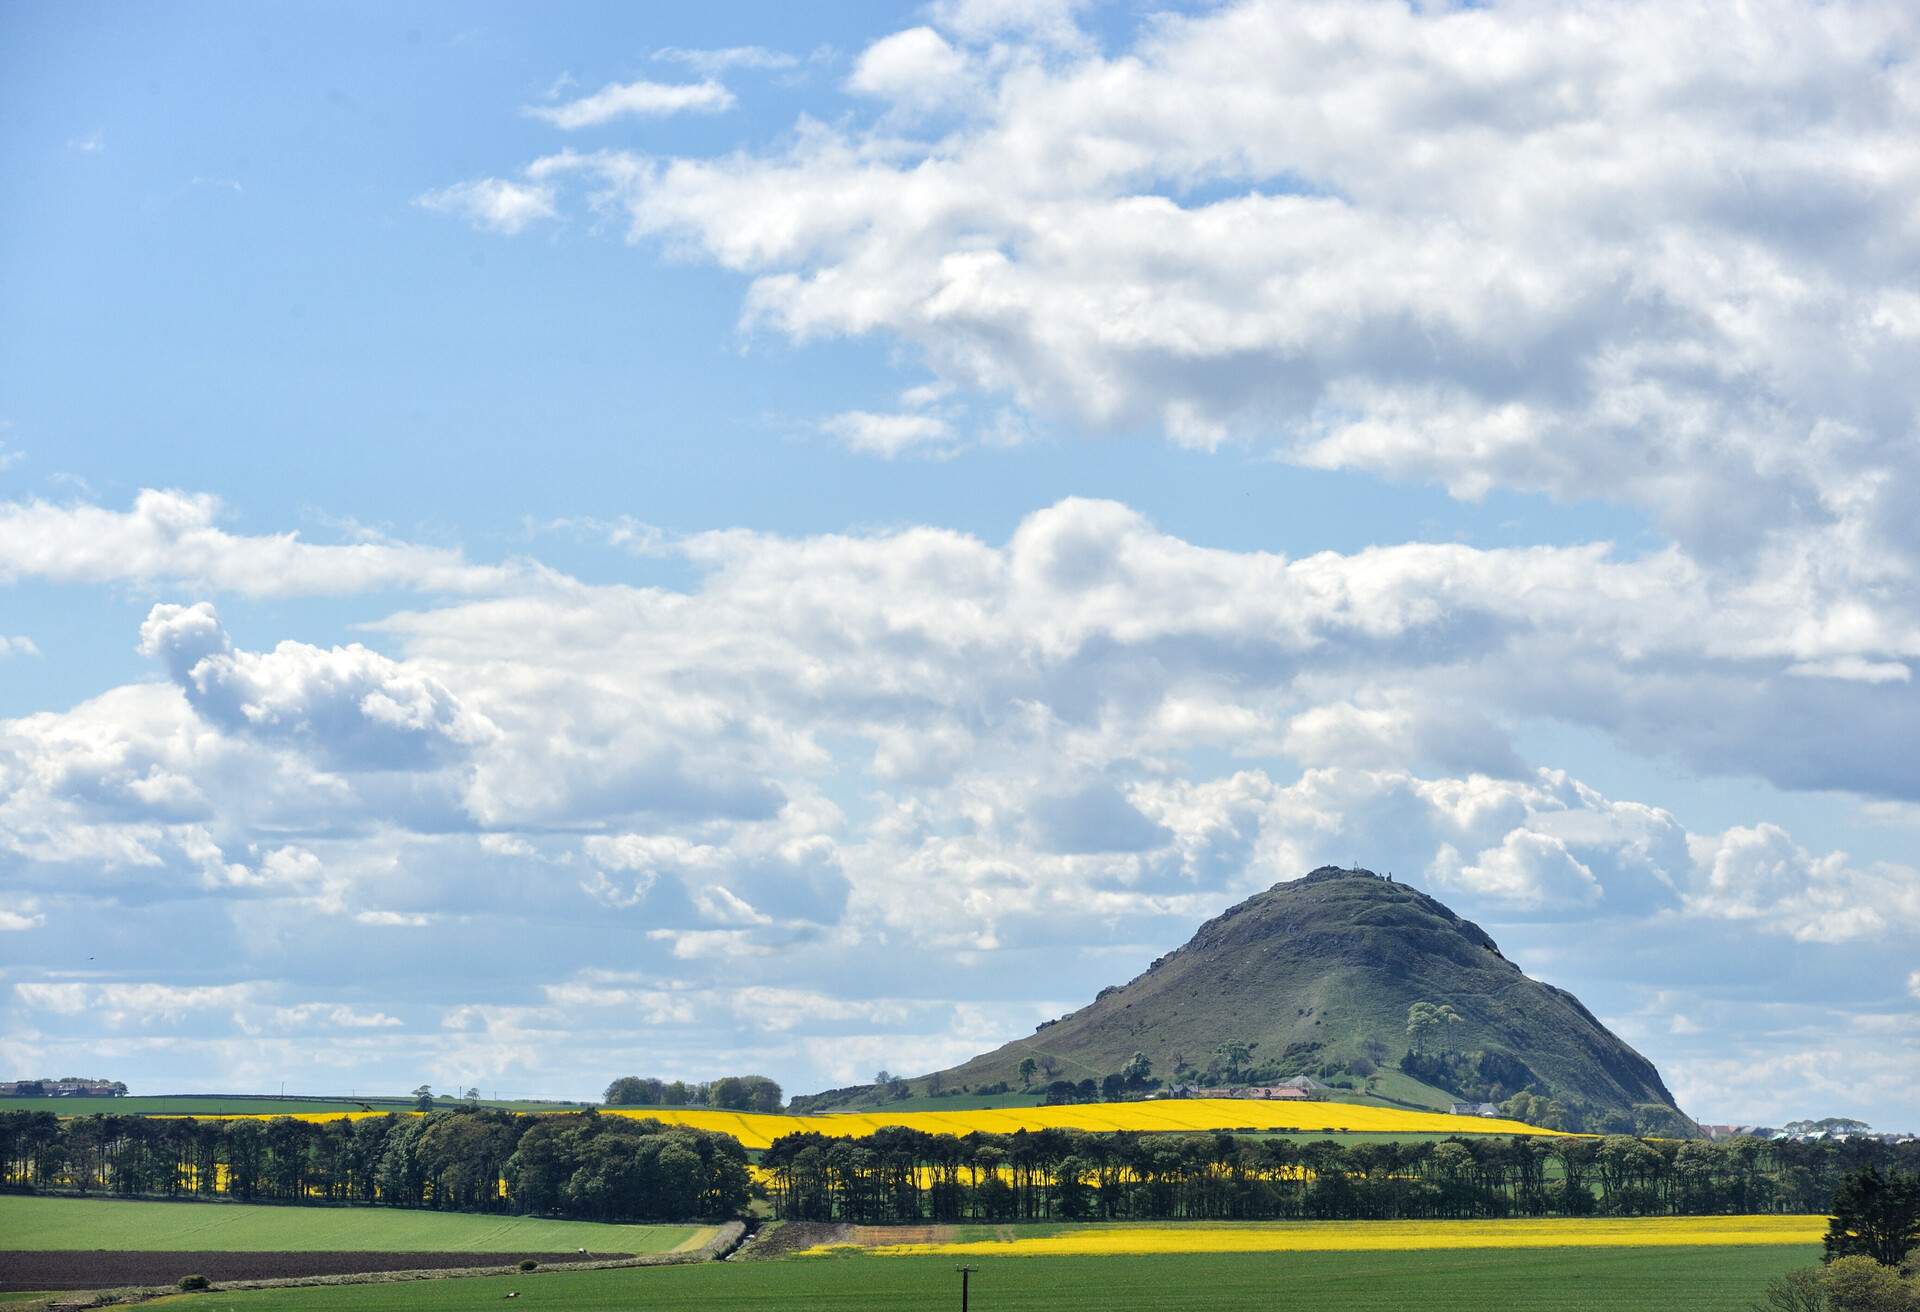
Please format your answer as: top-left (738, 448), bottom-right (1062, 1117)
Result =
top-left (1449, 1101), bottom-right (1502, 1118)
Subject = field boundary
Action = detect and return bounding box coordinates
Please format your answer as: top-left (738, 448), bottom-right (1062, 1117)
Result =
top-left (5, 1221), bottom-right (746, 1311)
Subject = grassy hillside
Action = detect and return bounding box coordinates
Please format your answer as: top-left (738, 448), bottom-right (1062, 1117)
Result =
top-left (913, 868), bottom-right (1685, 1132)
top-left (0, 1195), bottom-right (703, 1254)
top-left (788, 1089), bottom-right (1049, 1114)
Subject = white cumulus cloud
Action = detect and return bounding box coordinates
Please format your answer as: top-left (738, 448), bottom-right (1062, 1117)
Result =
top-left (414, 178), bottom-right (558, 235)
top-left (524, 79), bottom-right (734, 129)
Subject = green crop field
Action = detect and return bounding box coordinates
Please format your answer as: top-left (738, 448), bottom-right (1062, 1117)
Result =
top-left (0, 1096), bottom-right (594, 1118)
top-left (134, 1246), bottom-right (1817, 1312)
top-left (0, 1097), bottom-right (394, 1117)
top-left (0, 1196), bottom-right (704, 1254)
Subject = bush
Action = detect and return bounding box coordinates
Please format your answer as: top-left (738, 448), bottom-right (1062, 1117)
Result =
top-left (176, 1274), bottom-right (211, 1292)
top-left (518, 1259), bottom-right (539, 1272)
top-left (1821, 1256), bottom-right (1920, 1312)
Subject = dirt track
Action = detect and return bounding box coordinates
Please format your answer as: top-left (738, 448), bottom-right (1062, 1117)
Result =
top-left (0, 1250), bottom-right (630, 1291)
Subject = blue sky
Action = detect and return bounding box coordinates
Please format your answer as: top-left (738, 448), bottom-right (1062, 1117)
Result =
top-left (2, 0), bottom-right (1916, 1129)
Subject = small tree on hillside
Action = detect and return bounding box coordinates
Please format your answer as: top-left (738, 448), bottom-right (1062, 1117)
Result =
top-left (1018, 1057), bottom-right (1038, 1089)
top-left (1406, 1002), bottom-right (1462, 1054)
top-left (1210, 1041), bottom-right (1255, 1085)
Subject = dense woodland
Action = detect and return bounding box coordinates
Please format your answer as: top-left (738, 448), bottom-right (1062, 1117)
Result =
top-left (5, 1108), bottom-right (1915, 1227)
top-left (760, 1128), bottom-right (1920, 1224)
top-left (0, 1108), bottom-right (749, 1222)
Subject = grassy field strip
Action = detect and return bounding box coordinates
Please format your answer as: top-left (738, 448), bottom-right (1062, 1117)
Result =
top-left (0, 1195), bottom-right (705, 1254)
top-left (131, 1247), bottom-right (1822, 1311)
top-left (0, 1098), bottom-right (588, 1117)
top-left (822, 1215), bottom-right (1828, 1257)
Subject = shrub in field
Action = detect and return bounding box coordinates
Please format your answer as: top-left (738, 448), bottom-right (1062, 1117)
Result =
top-left (1755, 1259), bottom-right (1920, 1312)
top-left (176, 1273), bottom-right (211, 1291)
top-left (519, 1259), bottom-right (538, 1271)
top-left (1820, 1256), bottom-right (1920, 1312)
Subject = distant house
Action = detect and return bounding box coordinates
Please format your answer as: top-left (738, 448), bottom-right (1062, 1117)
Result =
top-left (1450, 1101), bottom-right (1501, 1118)
top-left (2, 1078), bottom-right (122, 1097)
top-left (1208, 1085), bottom-right (1325, 1102)
top-left (53, 1080), bottom-right (119, 1097)
top-left (1277, 1076), bottom-right (1329, 1093)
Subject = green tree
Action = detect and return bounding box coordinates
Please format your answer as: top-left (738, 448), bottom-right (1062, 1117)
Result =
top-left (1406, 1001), bottom-right (1462, 1054)
top-left (1122, 1052), bottom-right (1153, 1087)
top-left (710, 1075), bottom-right (783, 1113)
top-left (411, 1085), bottom-right (434, 1112)
top-left (1210, 1040), bottom-right (1254, 1084)
top-left (1825, 1168), bottom-right (1920, 1267)
top-left (1018, 1057), bottom-right (1038, 1089)
top-left (604, 1076), bottom-right (665, 1106)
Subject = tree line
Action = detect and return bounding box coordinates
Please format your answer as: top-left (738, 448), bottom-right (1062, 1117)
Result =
top-left (6, 1107), bottom-right (1913, 1231)
top-left (761, 1128), bottom-right (1920, 1224)
top-left (0, 1108), bottom-right (749, 1222)
top-left (603, 1074), bottom-right (782, 1113)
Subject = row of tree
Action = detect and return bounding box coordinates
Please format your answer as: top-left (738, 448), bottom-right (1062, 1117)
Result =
top-left (760, 1128), bottom-right (1920, 1224)
top-left (602, 1074), bottom-right (783, 1113)
top-left (0, 1109), bottom-right (749, 1222)
top-left (6, 1107), bottom-right (1912, 1231)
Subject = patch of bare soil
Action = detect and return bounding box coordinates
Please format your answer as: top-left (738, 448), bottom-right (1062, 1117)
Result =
top-left (848, 1225), bottom-right (956, 1246)
top-left (733, 1222), bottom-right (851, 1259)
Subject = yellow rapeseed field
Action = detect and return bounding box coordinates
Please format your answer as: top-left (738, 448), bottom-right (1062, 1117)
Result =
top-left (826, 1215), bottom-right (1828, 1257)
top-left (146, 1099), bottom-right (1560, 1148)
top-left (601, 1098), bottom-right (1559, 1149)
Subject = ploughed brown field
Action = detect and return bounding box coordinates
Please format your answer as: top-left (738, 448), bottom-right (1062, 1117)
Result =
top-left (0, 1250), bottom-right (632, 1291)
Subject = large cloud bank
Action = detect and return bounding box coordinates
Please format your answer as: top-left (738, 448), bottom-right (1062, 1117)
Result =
top-left (6, 0), bottom-right (1918, 1125)
top-left (3, 495), bottom-right (1915, 1120)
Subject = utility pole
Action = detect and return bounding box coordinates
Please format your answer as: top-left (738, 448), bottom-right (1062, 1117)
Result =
top-left (956, 1265), bottom-right (977, 1312)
